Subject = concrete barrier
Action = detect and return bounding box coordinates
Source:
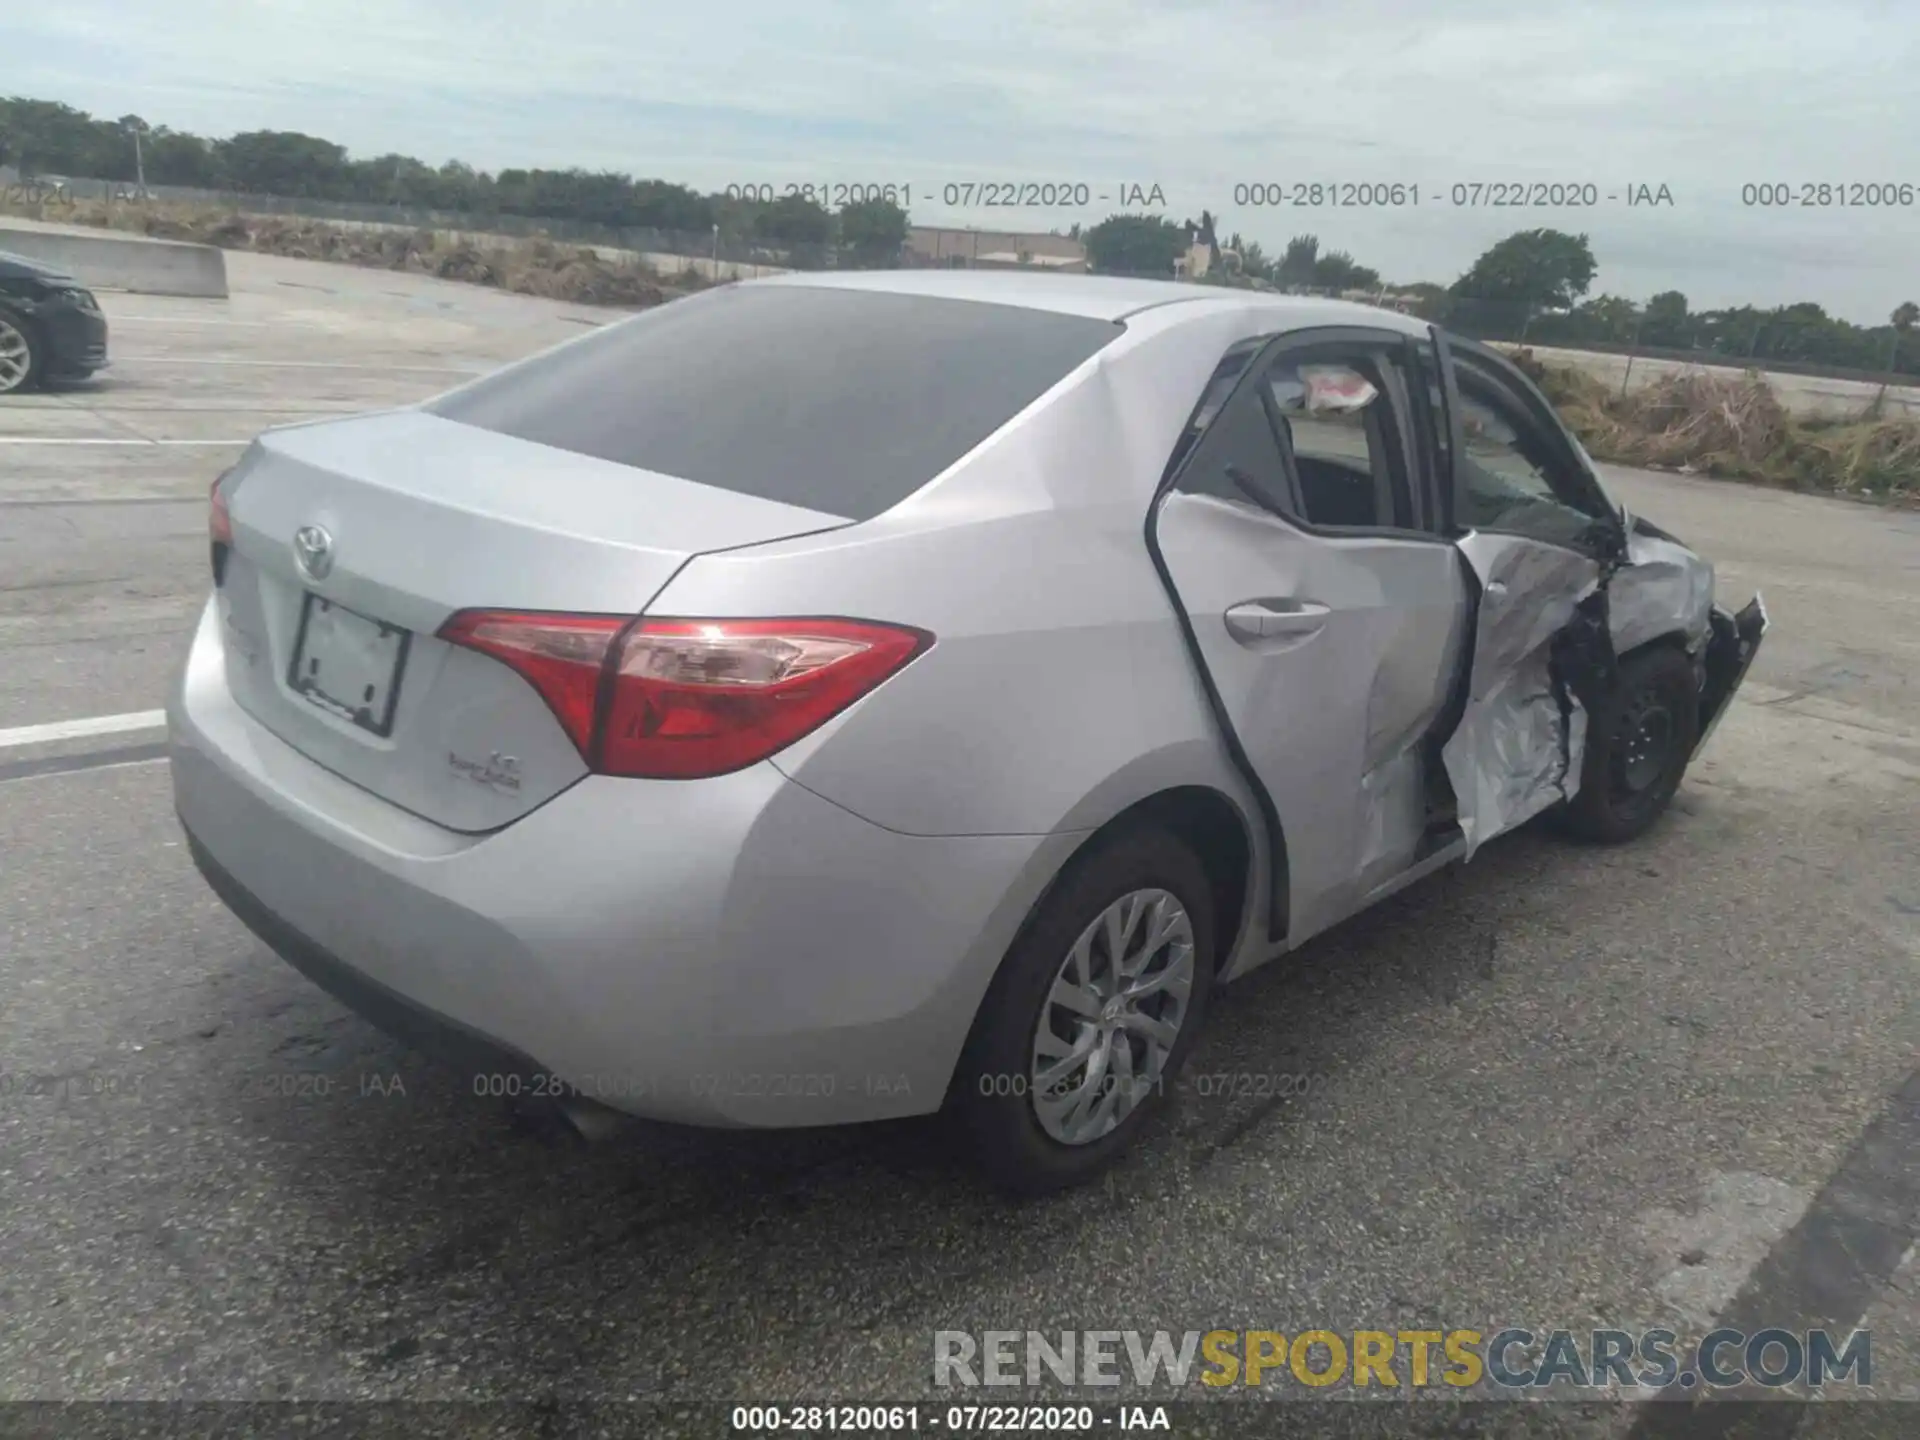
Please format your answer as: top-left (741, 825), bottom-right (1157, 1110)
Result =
top-left (0, 224), bottom-right (228, 298)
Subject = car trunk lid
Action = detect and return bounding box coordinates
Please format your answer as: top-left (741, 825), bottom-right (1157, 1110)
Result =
top-left (215, 409), bottom-right (852, 831)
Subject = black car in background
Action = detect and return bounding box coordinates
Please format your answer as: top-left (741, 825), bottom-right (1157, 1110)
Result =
top-left (0, 249), bottom-right (109, 394)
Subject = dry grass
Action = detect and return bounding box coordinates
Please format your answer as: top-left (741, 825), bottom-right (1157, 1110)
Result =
top-left (0, 195), bottom-right (701, 309)
top-left (1510, 348), bottom-right (1920, 502)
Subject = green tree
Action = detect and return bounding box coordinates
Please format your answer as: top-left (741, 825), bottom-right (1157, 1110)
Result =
top-left (1275, 234), bottom-right (1320, 288)
top-left (1313, 249), bottom-right (1379, 292)
top-left (1451, 228), bottom-right (1598, 310)
top-left (1577, 294), bottom-right (1641, 342)
top-left (1234, 236), bottom-right (1271, 282)
top-left (628, 179), bottom-right (712, 231)
top-left (1082, 213), bottom-right (1188, 275)
top-left (837, 196), bottom-right (908, 264)
top-left (144, 128), bottom-right (224, 187)
top-left (218, 130), bottom-right (349, 197)
top-left (1643, 289), bottom-right (1690, 346)
top-left (754, 192), bottom-right (833, 246)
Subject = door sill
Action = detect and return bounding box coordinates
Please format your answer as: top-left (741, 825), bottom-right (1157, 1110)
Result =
top-left (1359, 823), bottom-right (1467, 907)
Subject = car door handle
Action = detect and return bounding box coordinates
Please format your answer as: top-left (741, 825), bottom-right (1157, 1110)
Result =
top-left (1224, 600), bottom-right (1331, 643)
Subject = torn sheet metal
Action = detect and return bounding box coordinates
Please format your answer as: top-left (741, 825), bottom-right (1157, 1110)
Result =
top-left (1442, 532), bottom-right (1602, 855)
top-left (1446, 652), bottom-right (1588, 855)
top-left (1609, 526), bottom-right (1715, 655)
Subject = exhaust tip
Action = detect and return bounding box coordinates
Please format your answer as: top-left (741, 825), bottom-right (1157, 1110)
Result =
top-left (505, 1091), bottom-right (633, 1147)
top-left (558, 1094), bottom-right (632, 1143)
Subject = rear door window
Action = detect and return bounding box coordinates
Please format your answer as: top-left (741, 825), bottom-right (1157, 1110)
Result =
top-left (426, 285), bottom-right (1122, 521)
top-left (1262, 355), bottom-right (1416, 530)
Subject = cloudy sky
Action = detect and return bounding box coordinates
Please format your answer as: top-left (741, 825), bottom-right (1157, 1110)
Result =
top-left (5, 0), bottom-right (1917, 321)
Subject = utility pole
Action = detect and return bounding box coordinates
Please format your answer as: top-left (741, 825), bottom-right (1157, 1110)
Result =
top-left (133, 126), bottom-right (145, 192)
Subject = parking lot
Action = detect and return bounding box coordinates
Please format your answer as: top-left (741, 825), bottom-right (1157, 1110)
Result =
top-left (2, 251), bottom-right (1918, 1433)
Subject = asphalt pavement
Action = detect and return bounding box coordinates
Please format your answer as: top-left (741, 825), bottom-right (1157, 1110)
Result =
top-left (1, 254), bottom-right (1916, 1437)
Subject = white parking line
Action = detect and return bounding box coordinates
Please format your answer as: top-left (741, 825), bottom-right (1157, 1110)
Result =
top-left (0, 753), bottom-right (171, 784)
top-left (108, 317), bottom-right (276, 326)
top-left (0, 710), bottom-right (167, 749)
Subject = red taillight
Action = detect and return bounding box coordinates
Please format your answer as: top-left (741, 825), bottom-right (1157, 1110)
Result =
top-left (436, 612), bottom-right (931, 779)
top-left (435, 611), bottom-right (628, 755)
top-left (209, 471), bottom-right (234, 546)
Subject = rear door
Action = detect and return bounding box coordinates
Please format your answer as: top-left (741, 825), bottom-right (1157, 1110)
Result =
top-left (1424, 331), bottom-right (1628, 851)
top-left (1149, 327), bottom-right (1468, 948)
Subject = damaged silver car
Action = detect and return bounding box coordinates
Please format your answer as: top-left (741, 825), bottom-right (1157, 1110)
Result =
top-left (171, 274), bottom-right (1766, 1195)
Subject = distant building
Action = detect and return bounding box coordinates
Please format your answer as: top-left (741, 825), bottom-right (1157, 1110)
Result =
top-left (1173, 241), bottom-right (1215, 279)
top-left (906, 225), bottom-right (1087, 271)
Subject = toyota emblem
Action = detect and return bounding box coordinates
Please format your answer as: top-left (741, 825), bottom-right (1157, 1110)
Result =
top-left (293, 524), bottom-right (334, 582)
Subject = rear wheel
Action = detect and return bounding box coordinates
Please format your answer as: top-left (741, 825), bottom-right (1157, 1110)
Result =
top-left (953, 827), bottom-right (1215, 1195)
top-left (1555, 644), bottom-right (1700, 843)
top-left (0, 309), bottom-right (44, 395)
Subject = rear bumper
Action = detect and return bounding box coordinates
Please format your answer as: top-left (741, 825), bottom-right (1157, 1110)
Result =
top-left (168, 598), bottom-right (1074, 1128)
top-left (184, 827), bottom-right (557, 1092)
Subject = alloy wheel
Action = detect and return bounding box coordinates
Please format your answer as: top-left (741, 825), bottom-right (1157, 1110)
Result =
top-left (1029, 887), bottom-right (1195, 1146)
top-left (0, 318), bottom-right (32, 393)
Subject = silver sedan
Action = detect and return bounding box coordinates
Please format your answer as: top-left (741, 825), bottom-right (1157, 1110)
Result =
top-left (169, 271), bottom-right (1766, 1193)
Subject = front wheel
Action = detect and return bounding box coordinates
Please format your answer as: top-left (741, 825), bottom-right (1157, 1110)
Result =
top-left (952, 828), bottom-right (1215, 1196)
top-left (1554, 644), bottom-right (1701, 843)
top-left (0, 309), bottom-right (44, 395)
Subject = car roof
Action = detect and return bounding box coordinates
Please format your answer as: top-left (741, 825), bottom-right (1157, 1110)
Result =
top-left (743, 268), bottom-right (1431, 334)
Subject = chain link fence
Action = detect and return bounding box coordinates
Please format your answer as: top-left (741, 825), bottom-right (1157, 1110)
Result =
top-left (1443, 297), bottom-right (1920, 391)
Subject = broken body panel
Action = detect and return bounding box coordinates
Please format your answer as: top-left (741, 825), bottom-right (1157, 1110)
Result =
top-left (1154, 318), bottom-right (1770, 961)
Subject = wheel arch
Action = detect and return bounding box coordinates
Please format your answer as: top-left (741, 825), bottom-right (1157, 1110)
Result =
top-left (0, 298), bottom-right (46, 393)
top-left (942, 781), bottom-right (1266, 1113)
top-left (1032, 781), bottom-right (1265, 981)
top-left (1613, 627), bottom-right (1703, 704)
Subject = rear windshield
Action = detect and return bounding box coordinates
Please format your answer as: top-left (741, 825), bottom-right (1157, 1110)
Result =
top-left (426, 285), bottom-right (1123, 520)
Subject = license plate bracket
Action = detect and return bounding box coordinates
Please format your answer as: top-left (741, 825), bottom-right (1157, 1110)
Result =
top-left (287, 593), bottom-right (411, 737)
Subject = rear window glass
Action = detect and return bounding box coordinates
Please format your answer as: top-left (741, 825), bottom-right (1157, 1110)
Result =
top-left (426, 285), bottom-right (1123, 520)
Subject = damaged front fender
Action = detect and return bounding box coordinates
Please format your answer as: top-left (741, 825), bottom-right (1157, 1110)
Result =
top-left (1442, 521), bottom-right (1769, 858)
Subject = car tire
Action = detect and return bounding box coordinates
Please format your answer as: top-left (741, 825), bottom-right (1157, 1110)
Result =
top-left (1554, 644), bottom-right (1700, 844)
top-left (952, 826), bottom-right (1215, 1196)
top-left (0, 306), bottom-right (45, 396)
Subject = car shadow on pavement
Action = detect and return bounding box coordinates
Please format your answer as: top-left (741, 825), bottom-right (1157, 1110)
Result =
top-left (167, 810), bottom-right (1653, 1395)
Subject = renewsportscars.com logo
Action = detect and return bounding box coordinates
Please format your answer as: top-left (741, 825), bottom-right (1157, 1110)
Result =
top-left (933, 1328), bottom-right (1873, 1392)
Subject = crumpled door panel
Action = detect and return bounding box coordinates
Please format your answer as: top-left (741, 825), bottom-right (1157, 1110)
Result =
top-left (1442, 533), bottom-right (1601, 854)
